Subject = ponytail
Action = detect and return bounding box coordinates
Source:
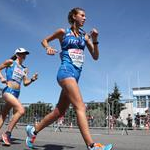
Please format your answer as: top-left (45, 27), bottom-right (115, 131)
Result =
top-left (10, 55), bottom-right (17, 60)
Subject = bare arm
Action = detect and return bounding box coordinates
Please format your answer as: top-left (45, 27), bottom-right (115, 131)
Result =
top-left (0, 59), bottom-right (13, 84)
top-left (41, 28), bottom-right (65, 55)
top-left (85, 28), bottom-right (99, 60)
top-left (23, 68), bottom-right (38, 86)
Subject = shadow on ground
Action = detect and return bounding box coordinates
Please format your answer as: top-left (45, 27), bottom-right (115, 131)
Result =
top-left (1, 138), bottom-right (23, 146)
top-left (36, 144), bottom-right (75, 150)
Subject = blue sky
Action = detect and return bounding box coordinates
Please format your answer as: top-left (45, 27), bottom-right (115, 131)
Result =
top-left (0, 0), bottom-right (150, 105)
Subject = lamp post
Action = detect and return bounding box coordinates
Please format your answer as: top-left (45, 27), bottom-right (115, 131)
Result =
top-left (106, 102), bottom-right (111, 135)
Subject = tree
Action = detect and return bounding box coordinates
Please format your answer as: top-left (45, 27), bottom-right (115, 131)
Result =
top-left (86, 101), bottom-right (106, 127)
top-left (21, 101), bottom-right (53, 124)
top-left (65, 104), bottom-right (77, 126)
top-left (86, 101), bottom-right (100, 110)
top-left (107, 83), bottom-right (125, 118)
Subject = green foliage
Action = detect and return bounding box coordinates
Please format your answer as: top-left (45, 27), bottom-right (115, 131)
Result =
top-left (107, 83), bottom-right (125, 118)
top-left (65, 105), bottom-right (77, 126)
top-left (86, 102), bottom-right (106, 127)
top-left (64, 102), bottom-right (107, 127)
top-left (20, 101), bottom-right (53, 124)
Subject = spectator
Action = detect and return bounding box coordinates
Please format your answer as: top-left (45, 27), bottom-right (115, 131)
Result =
top-left (126, 114), bottom-right (133, 129)
top-left (135, 112), bottom-right (140, 128)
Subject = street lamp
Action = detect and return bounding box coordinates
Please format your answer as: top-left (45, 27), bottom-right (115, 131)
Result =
top-left (106, 102), bottom-right (111, 135)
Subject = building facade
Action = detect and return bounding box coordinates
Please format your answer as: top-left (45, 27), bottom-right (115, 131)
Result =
top-left (120, 87), bottom-right (150, 126)
top-left (133, 87), bottom-right (150, 115)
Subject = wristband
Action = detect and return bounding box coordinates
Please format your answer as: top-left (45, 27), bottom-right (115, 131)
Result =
top-left (93, 41), bottom-right (99, 45)
top-left (31, 78), bottom-right (35, 82)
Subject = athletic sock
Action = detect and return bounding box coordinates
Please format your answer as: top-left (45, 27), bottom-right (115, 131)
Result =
top-left (33, 130), bottom-right (37, 135)
top-left (5, 131), bottom-right (11, 136)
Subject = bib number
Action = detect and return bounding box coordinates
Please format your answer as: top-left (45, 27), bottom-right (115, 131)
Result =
top-left (68, 49), bottom-right (84, 68)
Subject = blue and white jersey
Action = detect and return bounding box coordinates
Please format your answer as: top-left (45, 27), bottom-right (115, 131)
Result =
top-left (60, 28), bottom-right (86, 70)
top-left (5, 61), bottom-right (26, 85)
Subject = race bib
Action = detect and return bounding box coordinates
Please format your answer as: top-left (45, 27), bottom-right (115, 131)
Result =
top-left (12, 65), bottom-right (25, 83)
top-left (68, 49), bottom-right (84, 68)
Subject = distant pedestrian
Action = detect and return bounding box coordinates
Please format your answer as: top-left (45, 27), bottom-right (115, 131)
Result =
top-left (135, 112), bottom-right (140, 128)
top-left (144, 110), bottom-right (150, 132)
top-left (55, 116), bottom-right (64, 132)
top-left (126, 114), bottom-right (133, 129)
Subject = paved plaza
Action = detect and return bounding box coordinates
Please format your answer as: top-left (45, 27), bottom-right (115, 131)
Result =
top-left (0, 125), bottom-right (150, 150)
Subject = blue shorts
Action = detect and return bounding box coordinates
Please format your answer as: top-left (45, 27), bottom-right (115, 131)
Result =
top-left (57, 64), bottom-right (81, 82)
top-left (2, 86), bottom-right (20, 98)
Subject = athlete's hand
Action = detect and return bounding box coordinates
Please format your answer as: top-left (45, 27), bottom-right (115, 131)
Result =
top-left (0, 77), bottom-right (7, 84)
top-left (31, 73), bottom-right (38, 82)
top-left (90, 28), bottom-right (99, 41)
top-left (46, 47), bottom-right (57, 55)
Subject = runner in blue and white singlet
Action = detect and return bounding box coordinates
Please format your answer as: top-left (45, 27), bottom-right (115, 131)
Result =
top-left (6, 60), bottom-right (26, 85)
top-left (60, 28), bottom-right (86, 70)
top-left (57, 28), bottom-right (86, 82)
top-left (2, 60), bottom-right (27, 98)
top-left (25, 8), bottom-right (112, 150)
top-left (0, 48), bottom-right (38, 146)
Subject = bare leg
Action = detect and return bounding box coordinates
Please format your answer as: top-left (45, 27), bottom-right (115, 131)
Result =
top-left (35, 90), bottom-right (70, 133)
top-left (34, 77), bottom-right (93, 146)
top-left (2, 93), bottom-right (25, 132)
top-left (0, 103), bottom-right (12, 129)
top-left (59, 78), bottom-right (93, 146)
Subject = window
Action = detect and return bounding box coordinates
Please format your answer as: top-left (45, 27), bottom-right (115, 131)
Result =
top-left (137, 96), bottom-right (146, 108)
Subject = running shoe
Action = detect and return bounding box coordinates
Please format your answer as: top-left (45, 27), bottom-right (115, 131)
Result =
top-left (2, 131), bottom-right (11, 146)
top-left (88, 143), bottom-right (113, 150)
top-left (26, 125), bottom-right (36, 148)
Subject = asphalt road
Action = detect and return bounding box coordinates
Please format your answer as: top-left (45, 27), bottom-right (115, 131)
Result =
top-left (0, 125), bottom-right (149, 150)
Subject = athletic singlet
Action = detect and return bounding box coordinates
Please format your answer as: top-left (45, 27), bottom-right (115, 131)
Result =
top-left (5, 61), bottom-right (26, 85)
top-left (60, 28), bottom-right (86, 70)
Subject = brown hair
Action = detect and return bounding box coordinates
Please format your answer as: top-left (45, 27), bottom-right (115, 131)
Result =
top-left (68, 7), bottom-right (85, 25)
top-left (10, 54), bottom-right (17, 60)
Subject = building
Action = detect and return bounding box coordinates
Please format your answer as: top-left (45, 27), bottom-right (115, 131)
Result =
top-left (133, 87), bottom-right (150, 115)
top-left (120, 87), bottom-right (150, 126)
top-left (120, 100), bottom-right (134, 125)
